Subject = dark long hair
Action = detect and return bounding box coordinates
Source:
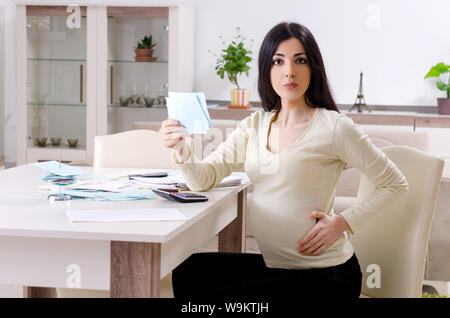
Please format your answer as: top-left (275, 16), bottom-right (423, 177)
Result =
top-left (258, 22), bottom-right (339, 113)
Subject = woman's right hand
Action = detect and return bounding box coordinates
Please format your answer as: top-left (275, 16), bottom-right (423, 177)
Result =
top-left (159, 119), bottom-right (188, 159)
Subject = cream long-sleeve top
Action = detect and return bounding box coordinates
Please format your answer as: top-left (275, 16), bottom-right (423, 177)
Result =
top-left (172, 107), bottom-right (409, 269)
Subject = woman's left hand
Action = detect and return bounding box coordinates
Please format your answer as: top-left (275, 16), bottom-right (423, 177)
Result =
top-left (298, 211), bottom-right (350, 256)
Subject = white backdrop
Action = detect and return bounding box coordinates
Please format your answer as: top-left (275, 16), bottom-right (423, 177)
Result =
top-left (2, 0), bottom-right (450, 163)
top-left (192, 0), bottom-right (450, 107)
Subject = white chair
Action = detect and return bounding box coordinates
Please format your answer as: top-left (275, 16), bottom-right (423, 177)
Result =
top-left (93, 129), bottom-right (177, 169)
top-left (132, 121), bottom-right (162, 131)
top-left (334, 125), bottom-right (429, 200)
top-left (348, 145), bottom-right (443, 298)
top-left (132, 120), bottom-right (240, 161)
top-left (58, 129), bottom-right (177, 298)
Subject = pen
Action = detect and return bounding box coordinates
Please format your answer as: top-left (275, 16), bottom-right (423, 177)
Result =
top-left (128, 172), bottom-right (168, 178)
top-left (137, 187), bottom-right (181, 193)
top-left (156, 188), bottom-right (182, 193)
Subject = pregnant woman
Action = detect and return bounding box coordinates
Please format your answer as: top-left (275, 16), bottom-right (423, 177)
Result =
top-left (159, 22), bottom-right (408, 299)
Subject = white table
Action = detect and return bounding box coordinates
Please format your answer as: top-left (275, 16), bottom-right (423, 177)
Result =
top-left (0, 164), bottom-right (250, 297)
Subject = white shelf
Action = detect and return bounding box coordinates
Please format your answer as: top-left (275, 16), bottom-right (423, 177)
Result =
top-left (108, 104), bottom-right (166, 108)
top-left (108, 60), bottom-right (168, 64)
top-left (27, 58), bottom-right (86, 62)
top-left (26, 147), bottom-right (87, 163)
top-left (17, 4), bottom-right (193, 165)
top-left (27, 102), bottom-right (86, 107)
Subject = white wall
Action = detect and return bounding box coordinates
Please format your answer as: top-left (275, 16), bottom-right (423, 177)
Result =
top-left (0, 6), bottom-right (4, 163)
top-left (1, 2), bottom-right (15, 165)
top-left (2, 0), bottom-right (450, 164)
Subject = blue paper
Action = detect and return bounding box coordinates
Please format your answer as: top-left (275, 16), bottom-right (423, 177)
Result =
top-left (166, 92), bottom-right (212, 134)
top-left (55, 189), bottom-right (99, 199)
top-left (55, 188), bottom-right (156, 201)
top-left (94, 189), bottom-right (156, 201)
top-left (32, 161), bottom-right (87, 177)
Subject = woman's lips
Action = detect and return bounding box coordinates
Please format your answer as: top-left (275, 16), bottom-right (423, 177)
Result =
top-left (283, 83), bottom-right (298, 88)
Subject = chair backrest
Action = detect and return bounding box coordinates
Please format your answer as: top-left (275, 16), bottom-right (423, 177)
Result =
top-left (93, 129), bottom-right (177, 169)
top-left (350, 145), bottom-right (443, 298)
top-left (132, 121), bottom-right (161, 131)
top-left (336, 126), bottom-right (429, 197)
top-left (131, 120), bottom-right (240, 160)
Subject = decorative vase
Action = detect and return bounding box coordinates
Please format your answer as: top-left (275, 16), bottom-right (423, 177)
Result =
top-left (437, 98), bottom-right (450, 115)
top-left (67, 138), bottom-right (79, 148)
top-left (35, 137), bottom-right (48, 147)
top-left (134, 49), bottom-right (157, 62)
top-left (144, 97), bottom-right (155, 107)
top-left (50, 137), bottom-right (61, 147)
top-left (119, 96), bottom-right (130, 107)
top-left (228, 89), bottom-right (251, 109)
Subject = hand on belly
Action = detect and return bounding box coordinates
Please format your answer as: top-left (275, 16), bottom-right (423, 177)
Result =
top-left (297, 211), bottom-right (351, 256)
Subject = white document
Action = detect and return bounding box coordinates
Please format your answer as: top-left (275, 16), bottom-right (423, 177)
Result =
top-left (130, 175), bottom-right (242, 189)
top-left (66, 208), bottom-right (187, 223)
top-left (130, 174), bottom-right (185, 187)
top-left (65, 179), bottom-right (131, 192)
top-left (32, 161), bottom-right (87, 177)
top-left (215, 176), bottom-right (242, 187)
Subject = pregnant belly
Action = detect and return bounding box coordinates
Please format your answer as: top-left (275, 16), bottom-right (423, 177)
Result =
top-left (248, 197), bottom-right (318, 250)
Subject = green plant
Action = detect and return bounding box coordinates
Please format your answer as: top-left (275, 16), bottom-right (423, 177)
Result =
top-left (136, 35), bottom-right (156, 49)
top-left (210, 27), bottom-right (253, 90)
top-left (424, 62), bottom-right (450, 99)
top-left (422, 292), bottom-right (448, 298)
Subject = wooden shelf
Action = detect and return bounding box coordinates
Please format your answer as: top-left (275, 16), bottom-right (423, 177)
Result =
top-left (206, 106), bottom-right (450, 128)
top-left (107, 6), bottom-right (169, 18)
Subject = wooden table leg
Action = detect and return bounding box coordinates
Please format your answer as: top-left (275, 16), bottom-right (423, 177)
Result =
top-left (110, 241), bottom-right (161, 298)
top-left (23, 287), bottom-right (56, 298)
top-left (218, 188), bottom-right (247, 253)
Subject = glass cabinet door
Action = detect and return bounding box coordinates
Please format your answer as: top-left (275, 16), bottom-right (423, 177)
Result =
top-left (26, 5), bottom-right (87, 150)
top-left (106, 7), bottom-right (169, 134)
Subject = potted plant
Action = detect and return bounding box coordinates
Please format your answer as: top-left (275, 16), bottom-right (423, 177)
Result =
top-left (211, 27), bottom-right (254, 109)
top-left (425, 62), bottom-right (450, 115)
top-left (134, 35), bottom-right (157, 62)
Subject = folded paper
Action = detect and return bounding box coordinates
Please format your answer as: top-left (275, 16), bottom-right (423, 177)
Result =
top-left (165, 92), bottom-right (212, 134)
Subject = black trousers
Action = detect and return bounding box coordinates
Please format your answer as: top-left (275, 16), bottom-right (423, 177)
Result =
top-left (172, 252), bottom-right (362, 299)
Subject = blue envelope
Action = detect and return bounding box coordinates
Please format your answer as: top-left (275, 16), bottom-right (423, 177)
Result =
top-left (32, 161), bottom-right (87, 177)
top-left (166, 92), bottom-right (212, 134)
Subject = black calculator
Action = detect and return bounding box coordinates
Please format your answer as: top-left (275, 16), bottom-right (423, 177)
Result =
top-left (152, 189), bottom-right (208, 203)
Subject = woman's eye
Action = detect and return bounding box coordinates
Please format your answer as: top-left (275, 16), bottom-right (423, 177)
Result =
top-left (272, 59), bottom-right (282, 65)
top-left (297, 58), bottom-right (308, 64)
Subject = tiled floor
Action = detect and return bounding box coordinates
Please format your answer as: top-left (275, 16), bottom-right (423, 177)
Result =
top-left (0, 236), bottom-right (448, 298)
top-left (1, 277), bottom-right (448, 298)
top-left (0, 274), bottom-right (174, 298)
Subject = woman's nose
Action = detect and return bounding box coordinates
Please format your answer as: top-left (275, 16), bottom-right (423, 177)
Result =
top-left (284, 61), bottom-right (295, 78)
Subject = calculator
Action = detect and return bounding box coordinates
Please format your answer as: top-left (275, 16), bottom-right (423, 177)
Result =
top-left (152, 189), bottom-right (208, 203)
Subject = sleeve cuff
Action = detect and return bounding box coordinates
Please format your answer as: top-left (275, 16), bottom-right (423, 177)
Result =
top-left (340, 210), bottom-right (355, 235)
top-left (171, 144), bottom-right (192, 165)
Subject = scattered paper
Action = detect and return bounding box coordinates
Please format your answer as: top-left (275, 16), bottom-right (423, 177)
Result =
top-left (94, 189), bottom-right (155, 201)
top-left (32, 161), bottom-right (87, 177)
top-left (215, 175), bottom-right (242, 186)
top-left (130, 174), bottom-right (242, 190)
top-left (65, 179), bottom-right (131, 192)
